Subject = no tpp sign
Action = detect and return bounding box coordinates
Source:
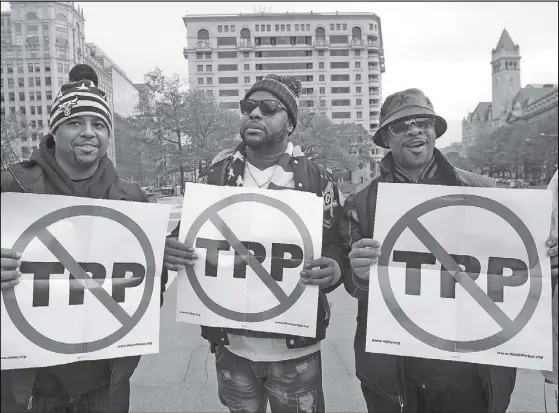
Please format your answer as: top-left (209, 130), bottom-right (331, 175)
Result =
top-left (176, 183), bottom-right (324, 338)
top-left (365, 183), bottom-right (553, 370)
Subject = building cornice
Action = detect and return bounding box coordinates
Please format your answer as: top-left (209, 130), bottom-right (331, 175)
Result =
top-left (183, 12), bottom-right (380, 23)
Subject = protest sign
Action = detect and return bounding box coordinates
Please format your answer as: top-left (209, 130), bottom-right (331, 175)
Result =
top-left (366, 183), bottom-right (553, 370)
top-left (1, 193), bottom-right (170, 370)
top-left (176, 183), bottom-right (323, 337)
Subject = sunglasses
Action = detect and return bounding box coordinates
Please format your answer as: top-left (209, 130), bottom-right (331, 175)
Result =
top-left (240, 99), bottom-right (286, 116)
top-left (388, 117), bottom-right (435, 136)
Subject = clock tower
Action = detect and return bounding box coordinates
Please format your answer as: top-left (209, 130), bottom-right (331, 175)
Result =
top-left (491, 29), bottom-right (521, 127)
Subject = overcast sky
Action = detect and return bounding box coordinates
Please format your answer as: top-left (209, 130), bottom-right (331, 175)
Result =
top-left (3, 2), bottom-right (557, 146)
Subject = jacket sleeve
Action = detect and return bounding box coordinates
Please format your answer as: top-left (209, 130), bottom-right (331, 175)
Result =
top-left (339, 192), bottom-right (370, 301)
top-left (319, 175), bottom-right (345, 294)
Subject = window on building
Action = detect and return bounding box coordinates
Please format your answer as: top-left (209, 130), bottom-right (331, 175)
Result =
top-left (219, 89), bottom-right (239, 97)
top-left (280, 24), bottom-right (285, 31)
top-left (63, 64), bottom-right (69, 74)
top-left (38, 120), bottom-right (43, 127)
top-left (306, 24), bottom-right (310, 31)
top-left (331, 87), bottom-right (350, 94)
top-left (330, 49), bottom-right (349, 56)
top-left (31, 106), bottom-right (36, 115)
top-left (46, 91), bottom-right (52, 100)
top-left (356, 87), bottom-right (362, 93)
top-left (224, 25), bottom-right (229, 32)
top-left (330, 24), bottom-right (335, 30)
top-left (57, 77), bottom-right (63, 85)
top-left (244, 76), bottom-right (250, 83)
top-left (197, 65), bottom-right (203, 72)
top-left (331, 61), bottom-right (350, 69)
top-left (355, 50), bottom-right (361, 57)
top-left (205, 77), bottom-right (212, 85)
top-left (43, 51), bottom-right (50, 58)
top-left (37, 106), bottom-right (42, 115)
top-left (343, 24), bottom-right (347, 30)
top-left (19, 92), bottom-right (25, 101)
top-left (256, 76), bottom-right (264, 81)
top-left (7, 65), bottom-right (14, 74)
top-left (318, 50), bottom-right (324, 57)
top-left (218, 25), bottom-right (222, 32)
top-left (287, 24), bottom-right (291, 31)
top-left (331, 74), bottom-right (350, 81)
top-left (330, 35), bottom-right (348, 44)
top-left (218, 51), bottom-right (238, 58)
top-left (356, 74), bottom-right (361, 81)
top-left (267, 25), bottom-right (271, 31)
top-left (319, 62), bottom-right (325, 69)
top-left (355, 62), bottom-right (361, 69)
top-left (356, 99), bottom-right (362, 105)
top-left (8, 79), bottom-right (14, 88)
top-left (320, 87), bottom-right (326, 94)
top-left (243, 51), bottom-right (250, 58)
top-left (295, 24), bottom-right (299, 31)
top-left (218, 64), bottom-right (238, 71)
top-left (336, 24), bottom-right (341, 30)
top-left (218, 77), bottom-right (239, 84)
top-left (332, 112), bottom-right (351, 119)
top-left (206, 65), bottom-right (212, 71)
top-left (17, 63), bottom-right (24, 73)
top-left (47, 105), bottom-right (52, 113)
top-left (29, 92), bottom-right (35, 101)
top-left (302, 88), bottom-right (314, 95)
top-left (10, 107), bottom-right (16, 114)
top-left (18, 78), bottom-right (24, 87)
top-left (205, 52), bottom-right (212, 59)
top-left (331, 99), bottom-right (351, 106)
top-left (217, 37), bottom-right (237, 46)
top-left (255, 25), bottom-right (259, 32)
top-left (197, 52), bottom-right (203, 59)
top-left (45, 77), bottom-right (51, 86)
top-left (230, 25), bottom-right (235, 32)
top-left (244, 64), bottom-right (250, 71)
top-left (319, 75), bottom-right (325, 82)
top-left (35, 77), bottom-right (41, 86)
top-left (28, 77), bottom-right (34, 87)
top-left (198, 78), bottom-right (204, 85)
top-left (57, 63), bottom-right (63, 73)
top-left (36, 92), bottom-right (41, 100)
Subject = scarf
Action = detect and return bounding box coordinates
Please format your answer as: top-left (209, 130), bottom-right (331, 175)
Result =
top-left (223, 141), bottom-right (306, 190)
top-left (30, 135), bottom-right (119, 199)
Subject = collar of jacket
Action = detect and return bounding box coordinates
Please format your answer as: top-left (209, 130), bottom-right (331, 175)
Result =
top-left (379, 148), bottom-right (463, 186)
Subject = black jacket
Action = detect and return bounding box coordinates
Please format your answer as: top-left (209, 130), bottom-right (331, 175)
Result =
top-left (170, 146), bottom-right (344, 349)
top-left (339, 149), bottom-right (516, 412)
top-left (1, 157), bottom-right (168, 408)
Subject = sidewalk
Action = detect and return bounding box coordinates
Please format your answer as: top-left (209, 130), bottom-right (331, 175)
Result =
top-left (129, 280), bottom-right (546, 413)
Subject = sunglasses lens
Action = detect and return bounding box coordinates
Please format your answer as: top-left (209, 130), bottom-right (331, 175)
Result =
top-left (416, 118), bottom-right (434, 130)
top-left (390, 122), bottom-right (408, 135)
top-left (259, 100), bottom-right (278, 115)
top-left (240, 100), bottom-right (258, 115)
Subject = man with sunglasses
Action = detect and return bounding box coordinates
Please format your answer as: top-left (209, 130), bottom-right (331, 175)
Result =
top-left (339, 89), bottom-right (518, 412)
top-left (163, 74), bottom-right (344, 413)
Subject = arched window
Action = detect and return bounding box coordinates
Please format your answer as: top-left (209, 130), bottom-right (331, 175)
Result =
top-left (315, 27), bottom-right (325, 39)
top-left (55, 13), bottom-right (68, 44)
top-left (25, 12), bottom-right (39, 39)
top-left (197, 29), bottom-right (209, 40)
top-left (240, 28), bottom-right (251, 39)
top-left (352, 26), bottom-right (362, 40)
top-left (26, 12), bottom-right (38, 21)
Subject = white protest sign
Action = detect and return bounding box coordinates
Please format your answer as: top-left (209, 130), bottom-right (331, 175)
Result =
top-left (176, 183), bottom-right (323, 337)
top-left (366, 183), bottom-right (553, 370)
top-left (1, 193), bottom-right (170, 370)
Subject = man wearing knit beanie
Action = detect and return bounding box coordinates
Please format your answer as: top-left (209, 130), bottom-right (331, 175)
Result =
top-left (164, 74), bottom-right (345, 413)
top-left (0, 64), bottom-right (169, 413)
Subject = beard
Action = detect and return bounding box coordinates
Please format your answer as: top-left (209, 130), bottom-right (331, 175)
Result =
top-left (240, 122), bottom-right (287, 148)
top-left (73, 151), bottom-right (102, 167)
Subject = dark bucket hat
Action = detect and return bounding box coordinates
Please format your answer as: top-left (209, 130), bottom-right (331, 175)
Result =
top-left (373, 88), bottom-right (447, 148)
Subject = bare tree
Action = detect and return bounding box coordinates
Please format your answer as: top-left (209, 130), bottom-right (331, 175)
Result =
top-left (1, 114), bottom-right (34, 170)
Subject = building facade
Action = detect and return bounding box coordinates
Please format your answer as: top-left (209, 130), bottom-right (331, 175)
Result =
top-left (1, 1), bottom-right (88, 162)
top-left (86, 42), bottom-right (139, 118)
top-left (182, 12), bottom-right (387, 177)
top-left (462, 29), bottom-right (558, 148)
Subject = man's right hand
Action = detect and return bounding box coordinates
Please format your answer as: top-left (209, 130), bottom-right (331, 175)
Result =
top-left (1, 248), bottom-right (21, 290)
top-left (163, 238), bottom-right (198, 272)
top-left (348, 238), bottom-right (382, 282)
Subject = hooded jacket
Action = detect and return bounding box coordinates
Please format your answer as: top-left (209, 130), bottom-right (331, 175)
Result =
top-left (1, 135), bottom-right (168, 408)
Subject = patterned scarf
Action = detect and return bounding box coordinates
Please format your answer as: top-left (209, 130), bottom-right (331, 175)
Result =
top-left (223, 141), bottom-right (306, 190)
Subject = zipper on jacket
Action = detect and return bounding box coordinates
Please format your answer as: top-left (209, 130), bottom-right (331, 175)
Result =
top-left (26, 395), bottom-right (33, 410)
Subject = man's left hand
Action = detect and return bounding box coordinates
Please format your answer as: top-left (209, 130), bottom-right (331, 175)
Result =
top-left (300, 257), bottom-right (341, 290)
top-left (547, 231), bottom-right (558, 277)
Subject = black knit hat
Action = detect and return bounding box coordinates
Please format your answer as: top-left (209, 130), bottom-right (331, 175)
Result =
top-left (49, 68), bottom-right (112, 136)
top-left (244, 74), bottom-right (301, 133)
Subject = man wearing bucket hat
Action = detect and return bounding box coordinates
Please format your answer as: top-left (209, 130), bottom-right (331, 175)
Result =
top-left (339, 89), bottom-right (519, 412)
top-left (0, 64), bottom-right (168, 412)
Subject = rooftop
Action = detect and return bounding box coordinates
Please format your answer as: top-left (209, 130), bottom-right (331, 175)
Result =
top-left (493, 28), bottom-right (517, 52)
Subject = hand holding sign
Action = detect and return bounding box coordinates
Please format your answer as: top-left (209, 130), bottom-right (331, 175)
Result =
top-left (348, 238), bottom-right (382, 282)
top-left (163, 237), bottom-right (198, 272)
top-left (1, 248), bottom-right (22, 290)
top-left (301, 257), bottom-right (341, 289)
top-left (547, 232), bottom-right (558, 277)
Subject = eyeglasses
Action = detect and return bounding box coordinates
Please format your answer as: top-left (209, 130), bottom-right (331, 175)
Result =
top-left (388, 117), bottom-right (435, 136)
top-left (240, 99), bottom-right (286, 116)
